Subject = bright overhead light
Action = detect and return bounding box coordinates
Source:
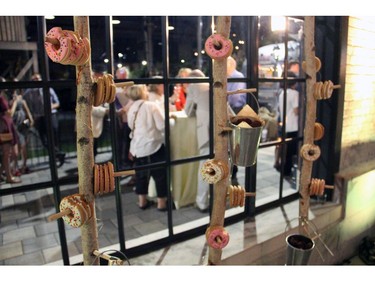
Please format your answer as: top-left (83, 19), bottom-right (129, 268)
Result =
top-left (104, 59), bottom-right (109, 63)
top-left (45, 16), bottom-right (55, 20)
top-left (118, 53), bottom-right (123, 58)
top-left (168, 26), bottom-right (174, 30)
top-left (112, 20), bottom-right (121, 25)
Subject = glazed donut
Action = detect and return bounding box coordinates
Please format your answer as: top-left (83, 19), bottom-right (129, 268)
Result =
top-left (45, 27), bottom-right (72, 63)
top-left (59, 195), bottom-right (88, 227)
top-left (205, 226), bottom-right (230, 249)
top-left (300, 144), bottom-right (321, 162)
top-left (201, 159), bottom-right (229, 184)
top-left (205, 34), bottom-right (233, 60)
top-left (314, 122), bottom-right (325, 141)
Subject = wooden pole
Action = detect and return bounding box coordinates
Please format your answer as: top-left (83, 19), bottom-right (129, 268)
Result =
top-left (74, 16), bottom-right (99, 265)
top-left (299, 17), bottom-right (317, 234)
top-left (208, 16), bottom-right (231, 265)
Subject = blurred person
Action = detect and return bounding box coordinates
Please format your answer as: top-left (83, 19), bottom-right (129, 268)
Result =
top-left (91, 103), bottom-right (109, 158)
top-left (148, 76), bottom-right (176, 112)
top-left (114, 67), bottom-right (135, 172)
top-left (23, 73), bottom-right (66, 167)
top-left (184, 69), bottom-right (210, 212)
top-left (274, 71), bottom-right (299, 177)
top-left (127, 84), bottom-right (168, 211)
top-left (172, 67), bottom-right (192, 111)
top-left (0, 82), bottom-right (21, 184)
top-left (227, 56), bottom-right (247, 185)
top-left (10, 84), bottom-right (34, 175)
top-left (227, 56), bottom-right (247, 114)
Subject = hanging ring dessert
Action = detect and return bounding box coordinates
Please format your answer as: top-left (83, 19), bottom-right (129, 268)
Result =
top-left (313, 80), bottom-right (341, 100)
top-left (93, 74), bottom-right (134, 106)
top-left (300, 144), bottom-right (321, 162)
top-left (47, 193), bottom-right (93, 227)
top-left (205, 33), bottom-right (233, 60)
top-left (201, 159), bottom-right (229, 184)
top-left (309, 178), bottom-right (334, 196)
top-left (205, 225), bottom-right (230, 249)
top-left (94, 162), bottom-right (135, 196)
top-left (45, 27), bottom-right (90, 66)
top-left (227, 185), bottom-right (256, 207)
top-left (314, 122), bottom-right (325, 141)
top-left (301, 56), bottom-right (322, 73)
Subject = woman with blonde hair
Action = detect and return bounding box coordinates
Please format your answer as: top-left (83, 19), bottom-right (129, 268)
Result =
top-left (127, 85), bottom-right (168, 211)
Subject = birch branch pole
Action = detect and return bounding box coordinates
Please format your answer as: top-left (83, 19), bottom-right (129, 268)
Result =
top-left (74, 16), bottom-right (99, 265)
top-left (299, 16), bottom-right (317, 234)
top-left (208, 16), bottom-right (232, 265)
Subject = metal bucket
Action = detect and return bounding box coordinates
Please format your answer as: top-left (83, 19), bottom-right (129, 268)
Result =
top-left (229, 117), bottom-right (264, 167)
top-left (286, 234), bottom-right (315, 265)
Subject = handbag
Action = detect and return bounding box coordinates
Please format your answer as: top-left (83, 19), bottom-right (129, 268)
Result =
top-left (18, 119), bottom-right (31, 134)
top-left (0, 132), bottom-right (13, 143)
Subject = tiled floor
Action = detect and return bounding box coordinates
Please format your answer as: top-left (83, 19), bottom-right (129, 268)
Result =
top-left (0, 146), bottom-right (299, 265)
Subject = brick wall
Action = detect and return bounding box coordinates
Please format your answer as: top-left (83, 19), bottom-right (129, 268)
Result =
top-left (340, 16), bottom-right (375, 170)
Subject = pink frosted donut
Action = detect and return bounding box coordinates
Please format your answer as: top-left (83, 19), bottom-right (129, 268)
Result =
top-left (205, 34), bottom-right (233, 60)
top-left (60, 30), bottom-right (85, 65)
top-left (59, 195), bottom-right (88, 228)
top-left (44, 27), bottom-right (72, 63)
top-left (75, 37), bottom-right (90, 66)
top-left (206, 226), bottom-right (230, 249)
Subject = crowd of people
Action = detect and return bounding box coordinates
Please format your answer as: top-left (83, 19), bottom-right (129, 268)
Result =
top-left (1, 56), bottom-right (300, 214)
top-left (0, 73), bottom-right (66, 184)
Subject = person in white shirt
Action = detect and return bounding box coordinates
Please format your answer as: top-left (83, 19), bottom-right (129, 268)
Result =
top-left (148, 76), bottom-right (177, 112)
top-left (127, 84), bottom-right (167, 211)
top-left (276, 71), bottom-right (299, 177)
top-left (184, 69), bottom-right (210, 212)
top-left (91, 103), bottom-right (109, 158)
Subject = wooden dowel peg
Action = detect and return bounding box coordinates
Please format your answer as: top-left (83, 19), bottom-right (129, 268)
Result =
top-left (45, 37), bottom-right (59, 45)
top-left (47, 208), bottom-right (71, 222)
top-left (220, 126), bottom-right (233, 132)
top-left (325, 185), bottom-right (334, 189)
top-left (245, 192), bottom-right (256, 197)
top-left (113, 169), bottom-right (136, 177)
top-left (115, 81), bottom-right (134, 88)
top-left (332, 85), bottom-right (341, 90)
top-left (93, 250), bottom-right (111, 261)
top-left (227, 88), bottom-right (257, 95)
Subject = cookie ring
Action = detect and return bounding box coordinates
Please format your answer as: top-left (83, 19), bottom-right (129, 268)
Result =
top-left (314, 122), bottom-right (325, 141)
top-left (300, 144), bottom-right (321, 162)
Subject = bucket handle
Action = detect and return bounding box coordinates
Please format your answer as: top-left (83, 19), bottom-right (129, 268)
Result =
top-left (227, 88), bottom-right (260, 112)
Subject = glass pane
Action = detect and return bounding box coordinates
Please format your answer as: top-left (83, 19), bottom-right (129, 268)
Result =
top-left (168, 16), bottom-right (212, 77)
top-left (113, 16), bottom-right (163, 78)
top-left (287, 17), bottom-right (304, 78)
top-left (0, 187), bottom-right (63, 265)
top-left (258, 16), bottom-right (285, 79)
top-left (256, 146), bottom-right (297, 206)
top-left (230, 16), bottom-right (248, 77)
